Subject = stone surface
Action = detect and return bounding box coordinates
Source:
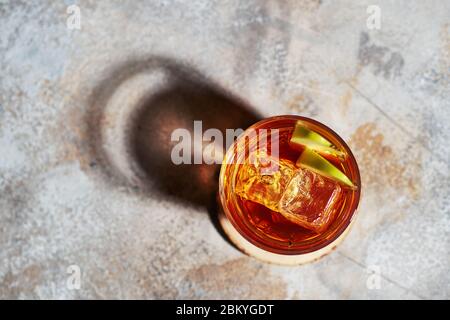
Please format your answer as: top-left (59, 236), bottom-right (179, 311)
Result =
top-left (0, 0), bottom-right (449, 299)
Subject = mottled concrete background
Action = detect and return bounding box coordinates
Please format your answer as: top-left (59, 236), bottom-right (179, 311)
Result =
top-left (1, 0), bottom-right (449, 299)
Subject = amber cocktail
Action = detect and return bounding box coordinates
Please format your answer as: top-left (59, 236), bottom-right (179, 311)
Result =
top-left (219, 115), bottom-right (361, 263)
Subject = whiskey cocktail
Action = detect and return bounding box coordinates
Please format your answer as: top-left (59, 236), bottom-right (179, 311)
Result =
top-left (219, 115), bottom-right (361, 264)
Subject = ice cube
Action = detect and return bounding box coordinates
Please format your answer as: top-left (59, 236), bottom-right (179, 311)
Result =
top-left (235, 150), bottom-right (342, 233)
top-left (279, 168), bottom-right (342, 233)
top-left (235, 150), bottom-right (296, 212)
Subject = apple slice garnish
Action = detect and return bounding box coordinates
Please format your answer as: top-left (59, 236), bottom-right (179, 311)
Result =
top-left (296, 148), bottom-right (356, 189)
top-left (290, 121), bottom-right (346, 159)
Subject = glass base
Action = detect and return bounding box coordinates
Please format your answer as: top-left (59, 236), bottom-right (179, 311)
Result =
top-left (218, 209), bottom-right (354, 265)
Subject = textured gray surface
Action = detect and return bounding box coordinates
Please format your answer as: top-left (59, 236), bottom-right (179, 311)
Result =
top-left (0, 0), bottom-right (449, 299)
